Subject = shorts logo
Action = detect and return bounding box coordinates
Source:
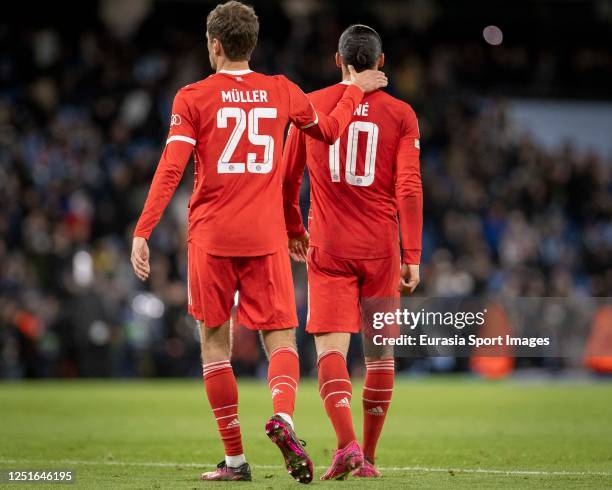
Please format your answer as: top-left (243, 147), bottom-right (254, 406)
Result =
top-left (335, 397), bottom-right (350, 408)
top-left (226, 418), bottom-right (240, 428)
top-left (170, 114), bottom-right (182, 126)
top-left (414, 138), bottom-right (420, 149)
top-left (366, 406), bottom-right (384, 416)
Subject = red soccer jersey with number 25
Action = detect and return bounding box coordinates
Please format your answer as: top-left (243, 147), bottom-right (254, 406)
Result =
top-left (134, 69), bottom-right (364, 256)
top-left (283, 82), bottom-right (423, 263)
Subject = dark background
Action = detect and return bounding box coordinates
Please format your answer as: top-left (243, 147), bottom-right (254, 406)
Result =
top-left (1, 0), bottom-right (610, 378)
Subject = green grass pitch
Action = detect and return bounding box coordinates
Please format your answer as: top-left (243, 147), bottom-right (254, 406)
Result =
top-left (1, 378), bottom-right (611, 489)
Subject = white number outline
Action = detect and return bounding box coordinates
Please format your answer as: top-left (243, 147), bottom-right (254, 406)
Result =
top-left (217, 107), bottom-right (277, 174)
top-left (247, 107), bottom-right (277, 173)
top-left (217, 107), bottom-right (246, 174)
top-left (329, 121), bottom-right (379, 187)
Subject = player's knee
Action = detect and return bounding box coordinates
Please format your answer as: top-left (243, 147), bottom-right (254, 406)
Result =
top-left (261, 328), bottom-right (296, 356)
top-left (199, 320), bottom-right (231, 362)
top-left (314, 332), bottom-right (350, 359)
top-left (362, 330), bottom-right (394, 360)
top-left (363, 343), bottom-right (394, 359)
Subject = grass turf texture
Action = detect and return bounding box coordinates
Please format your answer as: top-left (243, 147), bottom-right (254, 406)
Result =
top-left (1, 378), bottom-right (611, 489)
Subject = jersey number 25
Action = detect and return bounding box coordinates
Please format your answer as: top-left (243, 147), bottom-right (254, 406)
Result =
top-left (217, 107), bottom-right (277, 174)
top-left (329, 121), bottom-right (379, 187)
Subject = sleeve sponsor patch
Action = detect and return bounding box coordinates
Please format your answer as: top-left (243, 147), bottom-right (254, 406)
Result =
top-left (170, 114), bottom-right (182, 126)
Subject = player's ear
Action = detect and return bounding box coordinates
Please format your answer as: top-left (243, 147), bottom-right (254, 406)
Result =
top-left (212, 38), bottom-right (223, 57)
top-left (378, 53), bottom-right (385, 69)
top-left (335, 52), bottom-right (342, 69)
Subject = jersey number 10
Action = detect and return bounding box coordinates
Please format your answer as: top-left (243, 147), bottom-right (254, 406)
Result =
top-left (217, 107), bottom-right (277, 174)
top-left (329, 121), bottom-right (379, 187)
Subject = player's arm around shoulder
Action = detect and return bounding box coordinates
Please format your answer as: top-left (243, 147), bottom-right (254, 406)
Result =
top-left (280, 69), bottom-right (387, 144)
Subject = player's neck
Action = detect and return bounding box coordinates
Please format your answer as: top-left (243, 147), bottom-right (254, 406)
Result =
top-left (340, 64), bottom-right (380, 82)
top-left (216, 58), bottom-right (251, 73)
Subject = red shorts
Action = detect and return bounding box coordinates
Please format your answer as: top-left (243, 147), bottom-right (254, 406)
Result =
top-left (187, 242), bottom-right (298, 330)
top-left (306, 247), bottom-right (400, 335)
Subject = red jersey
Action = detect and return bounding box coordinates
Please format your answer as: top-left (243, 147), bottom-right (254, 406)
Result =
top-left (134, 69), bottom-right (364, 256)
top-left (283, 82), bottom-right (423, 263)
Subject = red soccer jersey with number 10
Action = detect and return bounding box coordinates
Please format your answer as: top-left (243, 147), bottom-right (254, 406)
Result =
top-left (134, 70), bottom-right (364, 256)
top-left (283, 82), bottom-right (423, 263)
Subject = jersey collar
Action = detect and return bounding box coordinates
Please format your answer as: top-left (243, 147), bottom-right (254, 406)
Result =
top-left (218, 69), bottom-right (253, 75)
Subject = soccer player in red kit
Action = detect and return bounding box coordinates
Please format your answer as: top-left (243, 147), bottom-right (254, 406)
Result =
top-left (283, 25), bottom-right (422, 479)
top-left (130, 3), bottom-right (387, 483)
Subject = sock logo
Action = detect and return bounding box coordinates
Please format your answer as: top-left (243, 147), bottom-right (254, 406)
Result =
top-left (226, 418), bottom-right (240, 428)
top-left (335, 397), bottom-right (351, 408)
top-left (366, 406), bottom-right (384, 416)
top-left (271, 388), bottom-right (282, 398)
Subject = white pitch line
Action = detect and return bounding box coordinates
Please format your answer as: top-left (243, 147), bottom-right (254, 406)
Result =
top-left (0, 459), bottom-right (610, 478)
top-left (377, 466), bottom-right (612, 477)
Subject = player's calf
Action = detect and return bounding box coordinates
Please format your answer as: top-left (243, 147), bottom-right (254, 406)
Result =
top-left (361, 357), bottom-right (394, 466)
top-left (263, 336), bottom-right (313, 483)
top-left (199, 320), bottom-right (248, 476)
top-left (266, 345), bottom-right (299, 426)
top-left (202, 360), bottom-right (246, 470)
top-left (316, 347), bottom-right (357, 449)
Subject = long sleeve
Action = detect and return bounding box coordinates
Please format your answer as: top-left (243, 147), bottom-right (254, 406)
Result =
top-left (396, 108), bottom-right (423, 264)
top-left (284, 77), bottom-right (364, 144)
top-left (133, 142), bottom-right (193, 239)
top-left (133, 90), bottom-right (196, 239)
top-left (282, 123), bottom-right (308, 238)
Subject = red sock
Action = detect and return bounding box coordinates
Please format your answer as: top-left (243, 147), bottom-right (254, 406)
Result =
top-left (318, 350), bottom-right (356, 449)
top-left (268, 347), bottom-right (299, 419)
top-left (203, 360), bottom-right (244, 457)
top-left (362, 359), bottom-right (394, 463)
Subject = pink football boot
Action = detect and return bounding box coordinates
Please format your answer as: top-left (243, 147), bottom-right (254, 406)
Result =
top-left (200, 461), bottom-right (252, 481)
top-left (353, 457), bottom-right (382, 477)
top-left (265, 415), bottom-right (313, 484)
top-left (320, 440), bottom-right (364, 480)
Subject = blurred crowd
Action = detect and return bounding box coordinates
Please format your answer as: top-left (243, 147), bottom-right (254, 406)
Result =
top-left (0, 0), bottom-right (610, 378)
